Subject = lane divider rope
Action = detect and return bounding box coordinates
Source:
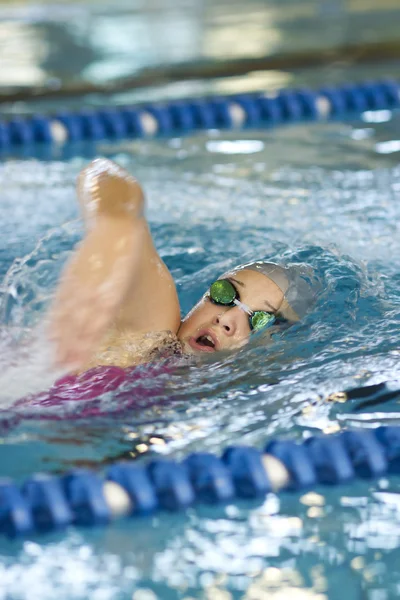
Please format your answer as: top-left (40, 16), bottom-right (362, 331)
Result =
top-left (1, 424), bottom-right (399, 537)
top-left (0, 79), bottom-right (399, 153)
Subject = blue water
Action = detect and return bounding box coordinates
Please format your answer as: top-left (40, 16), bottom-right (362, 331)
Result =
top-left (1, 111), bottom-right (400, 598)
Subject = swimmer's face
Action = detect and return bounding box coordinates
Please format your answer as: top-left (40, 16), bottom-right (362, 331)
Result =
top-left (178, 269), bottom-right (286, 355)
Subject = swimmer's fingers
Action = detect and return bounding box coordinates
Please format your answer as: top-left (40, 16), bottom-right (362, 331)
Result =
top-left (77, 158), bottom-right (145, 229)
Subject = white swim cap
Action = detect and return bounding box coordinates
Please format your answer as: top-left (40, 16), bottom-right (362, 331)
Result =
top-left (229, 261), bottom-right (317, 320)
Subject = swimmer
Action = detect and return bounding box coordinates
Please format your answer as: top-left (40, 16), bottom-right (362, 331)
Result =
top-left (49, 158), bottom-right (315, 372)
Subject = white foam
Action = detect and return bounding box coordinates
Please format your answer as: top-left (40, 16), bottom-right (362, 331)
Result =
top-left (0, 326), bottom-right (65, 407)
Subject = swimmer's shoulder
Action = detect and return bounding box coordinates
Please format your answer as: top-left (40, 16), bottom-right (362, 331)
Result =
top-left (84, 327), bottom-right (183, 370)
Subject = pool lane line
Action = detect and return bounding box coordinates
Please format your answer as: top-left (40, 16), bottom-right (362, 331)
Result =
top-left (0, 78), bottom-right (399, 155)
top-left (0, 423), bottom-right (398, 537)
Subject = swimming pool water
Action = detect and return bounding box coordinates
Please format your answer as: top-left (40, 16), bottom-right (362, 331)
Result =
top-left (1, 111), bottom-right (400, 598)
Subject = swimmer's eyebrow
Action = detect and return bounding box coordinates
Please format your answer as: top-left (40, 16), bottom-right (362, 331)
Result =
top-left (228, 277), bottom-right (279, 313)
top-left (228, 277), bottom-right (245, 287)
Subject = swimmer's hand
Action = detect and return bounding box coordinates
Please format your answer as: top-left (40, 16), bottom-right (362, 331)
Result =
top-left (77, 158), bottom-right (144, 229)
top-left (48, 217), bottom-right (144, 371)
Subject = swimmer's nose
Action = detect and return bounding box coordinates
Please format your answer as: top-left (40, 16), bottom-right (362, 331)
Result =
top-left (213, 308), bottom-right (242, 336)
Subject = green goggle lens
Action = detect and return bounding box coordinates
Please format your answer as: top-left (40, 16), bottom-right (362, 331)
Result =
top-left (209, 279), bottom-right (277, 332)
top-left (250, 310), bottom-right (276, 331)
top-left (209, 279), bottom-right (236, 305)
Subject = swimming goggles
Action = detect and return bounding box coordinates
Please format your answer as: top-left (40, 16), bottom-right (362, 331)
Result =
top-left (208, 279), bottom-right (277, 332)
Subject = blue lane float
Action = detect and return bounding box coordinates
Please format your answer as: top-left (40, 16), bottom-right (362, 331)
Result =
top-left (0, 78), bottom-right (399, 153)
top-left (0, 425), bottom-right (400, 538)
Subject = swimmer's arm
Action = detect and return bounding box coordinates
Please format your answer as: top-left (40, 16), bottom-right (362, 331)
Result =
top-left (49, 159), bottom-right (180, 371)
top-left (77, 158), bottom-right (180, 333)
top-left (114, 220), bottom-right (181, 335)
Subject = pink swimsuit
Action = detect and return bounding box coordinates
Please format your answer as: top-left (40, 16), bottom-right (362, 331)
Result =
top-left (10, 363), bottom-right (172, 424)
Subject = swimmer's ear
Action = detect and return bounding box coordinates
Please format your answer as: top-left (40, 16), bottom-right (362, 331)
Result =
top-left (77, 158), bottom-right (145, 229)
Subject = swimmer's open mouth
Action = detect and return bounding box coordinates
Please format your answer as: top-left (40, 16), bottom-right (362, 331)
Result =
top-left (189, 330), bottom-right (218, 353)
